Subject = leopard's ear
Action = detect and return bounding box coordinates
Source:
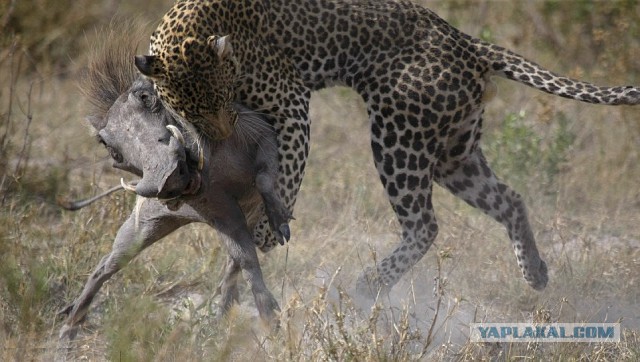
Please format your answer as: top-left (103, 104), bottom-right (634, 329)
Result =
top-left (207, 35), bottom-right (233, 60)
top-left (134, 55), bottom-right (163, 79)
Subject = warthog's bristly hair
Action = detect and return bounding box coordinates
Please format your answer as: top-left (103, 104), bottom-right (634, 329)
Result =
top-left (80, 21), bottom-right (147, 123)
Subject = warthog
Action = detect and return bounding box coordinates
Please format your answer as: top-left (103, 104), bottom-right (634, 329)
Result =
top-left (59, 29), bottom-right (290, 339)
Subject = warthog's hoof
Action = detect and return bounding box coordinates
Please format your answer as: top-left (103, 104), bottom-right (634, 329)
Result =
top-left (254, 291), bottom-right (281, 330)
top-left (279, 224), bottom-right (290, 244)
top-left (59, 323), bottom-right (79, 340)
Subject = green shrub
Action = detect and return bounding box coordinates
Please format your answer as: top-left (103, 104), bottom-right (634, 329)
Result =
top-left (484, 110), bottom-right (575, 192)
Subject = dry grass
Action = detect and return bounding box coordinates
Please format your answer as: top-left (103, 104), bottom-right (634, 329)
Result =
top-left (1, 1), bottom-right (639, 360)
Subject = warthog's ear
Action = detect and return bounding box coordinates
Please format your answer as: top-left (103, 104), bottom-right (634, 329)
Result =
top-left (207, 35), bottom-right (233, 60)
top-left (134, 55), bottom-right (163, 78)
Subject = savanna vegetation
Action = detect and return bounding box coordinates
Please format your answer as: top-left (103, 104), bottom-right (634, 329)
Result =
top-left (1, 0), bottom-right (639, 360)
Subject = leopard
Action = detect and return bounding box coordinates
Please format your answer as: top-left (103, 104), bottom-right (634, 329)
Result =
top-left (136, 0), bottom-right (640, 299)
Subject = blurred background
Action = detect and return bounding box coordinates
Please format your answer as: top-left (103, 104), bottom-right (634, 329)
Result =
top-left (1, 1), bottom-right (639, 360)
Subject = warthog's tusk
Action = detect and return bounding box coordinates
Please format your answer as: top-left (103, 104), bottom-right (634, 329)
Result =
top-left (198, 145), bottom-right (204, 171)
top-left (166, 125), bottom-right (186, 146)
top-left (120, 178), bottom-right (138, 193)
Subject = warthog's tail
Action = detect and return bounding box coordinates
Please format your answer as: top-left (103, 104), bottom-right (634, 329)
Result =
top-left (57, 185), bottom-right (124, 211)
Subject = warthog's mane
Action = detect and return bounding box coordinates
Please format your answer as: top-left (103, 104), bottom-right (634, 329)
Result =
top-left (80, 21), bottom-right (148, 125)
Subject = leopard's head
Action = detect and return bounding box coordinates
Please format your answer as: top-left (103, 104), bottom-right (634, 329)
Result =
top-left (135, 35), bottom-right (241, 140)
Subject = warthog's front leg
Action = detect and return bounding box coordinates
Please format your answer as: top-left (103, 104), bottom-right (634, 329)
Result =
top-left (256, 173), bottom-right (291, 246)
top-left (59, 198), bottom-right (189, 340)
top-left (255, 139), bottom-right (292, 246)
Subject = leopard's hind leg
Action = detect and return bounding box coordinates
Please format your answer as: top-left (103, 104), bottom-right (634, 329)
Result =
top-left (435, 146), bottom-right (548, 290)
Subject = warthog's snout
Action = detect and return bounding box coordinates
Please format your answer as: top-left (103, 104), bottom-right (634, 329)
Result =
top-left (134, 132), bottom-right (201, 200)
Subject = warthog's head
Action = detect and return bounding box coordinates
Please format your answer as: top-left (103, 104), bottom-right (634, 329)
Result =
top-left (81, 26), bottom-right (200, 200)
top-left (93, 78), bottom-right (201, 199)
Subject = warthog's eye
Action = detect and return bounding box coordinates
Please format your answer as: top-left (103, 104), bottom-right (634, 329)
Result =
top-left (138, 91), bottom-right (150, 104)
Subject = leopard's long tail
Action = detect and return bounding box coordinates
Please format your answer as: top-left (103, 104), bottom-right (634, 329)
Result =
top-left (474, 40), bottom-right (640, 105)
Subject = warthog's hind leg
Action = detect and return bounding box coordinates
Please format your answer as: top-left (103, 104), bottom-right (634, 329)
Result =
top-left (215, 255), bottom-right (241, 314)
